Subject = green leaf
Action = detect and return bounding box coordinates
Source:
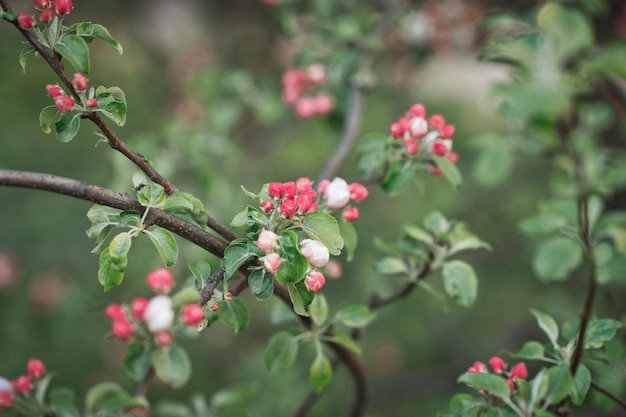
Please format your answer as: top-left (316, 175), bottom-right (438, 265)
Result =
top-left (532, 236), bottom-right (582, 281)
top-left (162, 193), bottom-right (195, 212)
top-left (457, 373), bottom-right (510, 399)
top-left (508, 341), bottom-right (546, 360)
top-left (98, 248), bottom-right (125, 291)
top-left (537, 2), bottom-right (593, 63)
top-left (75, 22), bottom-right (123, 54)
top-left (217, 298), bottom-right (249, 333)
top-left (382, 160), bottom-right (415, 196)
top-left (569, 364), bottom-right (591, 406)
top-left (442, 260), bottom-right (478, 308)
top-left (302, 211), bottom-right (344, 256)
top-left (404, 224), bottom-right (434, 245)
top-left (445, 393), bottom-right (479, 417)
top-left (145, 227), bottom-right (178, 266)
top-left (309, 354), bottom-right (333, 392)
top-left (544, 364), bottom-right (572, 405)
top-left (335, 304), bottom-right (377, 328)
top-left (531, 309), bottom-right (560, 347)
top-left (189, 260), bottom-right (211, 285)
top-left (584, 318), bottom-right (622, 349)
top-left (54, 35), bottom-right (90, 74)
top-left (275, 231), bottom-right (309, 284)
top-left (95, 86), bottom-right (127, 126)
top-left (109, 232), bottom-right (132, 263)
top-left (123, 343), bottom-right (151, 382)
top-left (340, 220), bottom-right (358, 261)
top-left (519, 213), bottom-right (568, 237)
top-left (85, 382), bottom-right (130, 417)
top-left (54, 113), bottom-right (81, 143)
top-left (265, 331), bottom-right (299, 373)
top-left (375, 257), bottom-right (408, 275)
top-left (309, 293), bottom-right (329, 327)
top-left (448, 236), bottom-right (491, 256)
top-left (424, 211), bottom-right (450, 234)
top-left (248, 269), bottom-right (274, 300)
top-left (222, 242), bottom-right (254, 280)
top-left (433, 155), bottom-right (462, 188)
top-left (151, 345), bottom-right (192, 389)
top-left (331, 332), bottom-right (362, 356)
top-left (287, 281), bottom-right (314, 317)
top-left (39, 105), bottom-right (60, 134)
top-left (19, 45), bottom-right (37, 74)
top-left (137, 183), bottom-right (166, 208)
top-left (49, 387), bottom-right (79, 417)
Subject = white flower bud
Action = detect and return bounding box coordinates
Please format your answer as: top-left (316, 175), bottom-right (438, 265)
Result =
top-left (144, 295), bottom-right (174, 332)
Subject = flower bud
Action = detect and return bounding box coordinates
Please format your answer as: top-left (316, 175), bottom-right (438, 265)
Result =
top-left (209, 303), bottom-right (220, 312)
top-left (267, 182), bottom-right (284, 199)
top-left (224, 292), bottom-right (233, 301)
top-left (317, 179), bottom-right (330, 194)
top-left (131, 297), bottom-right (149, 319)
top-left (408, 103), bottom-right (426, 118)
top-left (428, 164), bottom-right (442, 176)
top-left (263, 253), bottom-right (281, 274)
top-left (296, 189), bottom-right (317, 214)
top-left (432, 142), bottom-right (447, 156)
top-left (35, 0), bottom-right (51, 10)
top-left (489, 356), bottom-right (506, 374)
top-left (143, 295), bottom-right (174, 332)
top-left (53, 0), bottom-right (73, 16)
top-left (0, 378), bottom-right (12, 394)
top-left (105, 303), bottom-right (126, 321)
top-left (295, 97), bottom-right (317, 118)
top-left (16, 14), bottom-right (36, 30)
top-left (314, 93), bottom-right (333, 115)
top-left (467, 361), bottom-right (487, 373)
top-left (11, 376), bottom-right (33, 395)
top-left (404, 139), bottom-right (419, 156)
top-left (509, 362), bottom-right (527, 380)
top-left (256, 230), bottom-right (279, 253)
top-left (282, 181), bottom-right (297, 199)
top-left (305, 271), bottom-right (326, 292)
top-left (0, 392), bottom-right (13, 409)
top-left (111, 320), bottom-right (134, 340)
top-left (71, 73), bottom-right (88, 91)
top-left (279, 199), bottom-right (297, 219)
top-left (446, 151), bottom-right (458, 164)
top-left (154, 330), bottom-right (174, 346)
top-left (46, 85), bottom-right (64, 98)
top-left (440, 124), bottom-right (455, 139)
top-left (260, 200), bottom-right (274, 213)
top-left (26, 359), bottom-right (46, 378)
top-left (349, 182), bottom-right (368, 201)
top-left (146, 267), bottom-right (174, 293)
top-left (343, 207), bottom-right (359, 222)
top-left (409, 117), bottom-right (428, 138)
top-left (325, 178), bottom-right (350, 209)
top-left (428, 114), bottom-right (445, 128)
top-left (54, 96), bottom-right (74, 114)
top-left (306, 63), bottom-right (327, 85)
top-left (296, 177), bottom-right (312, 193)
top-left (39, 8), bottom-right (53, 24)
top-left (86, 98), bottom-right (98, 108)
top-left (506, 378), bottom-right (515, 393)
top-left (300, 239), bottom-right (330, 268)
top-left (390, 122), bottom-right (404, 138)
top-left (181, 303), bottom-right (205, 326)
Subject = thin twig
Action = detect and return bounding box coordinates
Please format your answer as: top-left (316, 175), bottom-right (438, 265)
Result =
top-left (591, 380), bottom-right (626, 410)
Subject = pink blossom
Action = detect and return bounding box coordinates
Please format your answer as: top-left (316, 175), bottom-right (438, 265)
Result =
top-left (71, 73), bottom-right (88, 91)
top-left (390, 122), bottom-right (404, 138)
top-left (260, 200), bottom-right (274, 213)
top-left (404, 139), bottom-right (419, 156)
top-left (86, 99), bottom-right (98, 108)
top-left (263, 253), bottom-right (281, 274)
top-left (54, 96), bottom-right (74, 114)
top-left (306, 64), bottom-right (327, 85)
top-left (433, 142), bottom-right (448, 156)
top-left (11, 376), bottom-right (32, 395)
top-left (181, 303), bottom-right (205, 326)
top-left (39, 8), bottom-right (53, 24)
top-left (296, 177), bottom-right (312, 193)
top-left (325, 260), bottom-right (342, 278)
top-left (35, 0), bottom-right (51, 10)
top-left (52, 0), bottom-right (72, 16)
top-left (409, 117), bottom-right (428, 138)
top-left (154, 330), bottom-right (174, 346)
top-left (283, 181), bottom-right (297, 199)
top-left (296, 189), bottom-right (317, 214)
top-left (408, 103), bottom-right (426, 118)
top-left (509, 362), bottom-right (527, 380)
top-left (146, 267), bottom-right (174, 293)
top-left (489, 356), bottom-right (506, 374)
top-left (295, 97), bottom-right (317, 118)
top-left (446, 151), bottom-right (458, 164)
top-left (0, 391), bottom-right (13, 408)
top-left (46, 85), bottom-right (64, 99)
top-left (111, 320), bottom-right (134, 340)
top-left (429, 114), bottom-right (445, 128)
top-left (300, 239), bottom-right (330, 268)
top-left (105, 303), bottom-right (126, 321)
top-left (279, 199), bottom-right (297, 218)
top-left (305, 271), bottom-right (326, 292)
top-left (467, 361), bottom-right (487, 373)
top-left (131, 297), bottom-right (149, 319)
top-left (314, 93), bottom-right (333, 114)
top-left (440, 124), bottom-right (455, 139)
top-left (267, 182), bottom-right (285, 199)
top-left (343, 207), bottom-right (360, 222)
top-left (325, 178), bottom-right (350, 209)
top-left (26, 359), bottom-right (46, 378)
top-left (256, 230), bottom-right (278, 253)
top-left (349, 182), bottom-right (368, 201)
top-left (16, 14), bottom-right (36, 30)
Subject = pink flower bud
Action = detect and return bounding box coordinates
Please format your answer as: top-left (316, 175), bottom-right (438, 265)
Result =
top-left (343, 207), bottom-right (359, 222)
top-left (86, 98), bottom-right (98, 108)
top-left (181, 303), bottom-right (205, 326)
top-left (0, 391), bottom-right (14, 408)
top-left (283, 181), bottom-right (297, 199)
top-left (428, 164), bottom-right (442, 176)
top-left (408, 103), bottom-right (426, 118)
top-left (509, 362), bottom-right (527, 380)
top-left (390, 122), bottom-right (404, 138)
top-left (143, 295), bottom-right (174, 332)
top-left (256, 230), bottom-right (279, 253)
top-left (506, 378), bottom-right (515, 393)
top-left (467, 361), bottom-right (487, 373)
top-left (26, 359), bottom-right (46, 378)
top-left (409, 117), bottom-right (428, 138)
top-left (296, 189), bottom-right (317, 214)
top-left (111, 320), bottom-right (134, 340)
top-left (263, 253), bottom-right (281, 274)
top-left (260, 200), bottom-right (274, 213)
top-left (295, 97), bottom-right (317, 118)
top-left (39, 8), bottom-right (53, 24)
top-left (349, 182), bottom-right (368, 201)
top-left (71, 73), bottom-right (88, 91)
top-left (440, 124), bottom-right (455, 139)
top-left (429, 114), bottom-right (445, 128)
top-left (146, 267), bottom-right (174, 293)
top-left (489, 356), bottom-right (506, 374)
top-left (306, 64), bottom-right (327, 85)
top-left (154, 330), bottom-right (174, 346)
top-left (209, 303), bottom-right (220, 312)
top-left (300, 239), bottom-right (330, 268)
top-left (314, 93), bottom-right (333, 115)
top-left (16, 14), bottom-right (36, 30)
top-left (446, 151), bottom-right (458, 164)
top-left (224, 292), bottom-right (233, 300)
top-left (433, 142), bottom-right (447, 156)
top-left (267, 182), bottom-right (285, 199)
top-left (296, 177), bottom-right (312, 193)
top-left (305, 271), bottom-right (326, 292)
top-left (54, 96), bottom-right (74, 114)
top-left (52, 0), bottom-right (72, 16)
top-left (35, 0), bottom-right (51, 10)
top-left (325, 260), bottom-right (342, 278)
top-left (279, 199), bottom-right (297, 219)
top-left (325, 178), bottom-right (350, 209)
top-left (404, 139), bottom-right (419, 156)
top-left (318, 179), bottom-right (330, 194)
top-left (11, 376), bottom-right (32, 395)
top-left (131, 297), bottom-right (149, 319)
top-left (105, 303), bottom-right (126, 321)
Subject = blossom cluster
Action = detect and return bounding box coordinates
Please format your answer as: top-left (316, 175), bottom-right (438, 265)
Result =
top-left (467, 356), bottom-right (528, 393)
top-left (46, 73), bottom-right (98, 114)
top-left (282, 65), bottom-right (334, 118)
top-left (389, 102), bottom-right (458, 176)
top-left (104, 267), bottom-right (219, 346)
top-left (15, 0), bottom-right (73, 30)
top-left (0, 359), bottom-right (47, 410)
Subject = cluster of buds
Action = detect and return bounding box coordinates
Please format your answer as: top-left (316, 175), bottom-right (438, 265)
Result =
top-left (104, 268), bottom-right (215, 347)
top-left (467, 356), bottom-right (528, 393)
top-left (16, 0), bottom-right (73, 30)
top-left (318, 177), bottom-right (369, 222)
top-left (46, 73), bottom-right (97, 114)
top-left (0, 359), bottom-right (47, 410)
top-left (282, 64), bottom-right (334, 118)
top-left (389, 103), bottom-right (457, 176)
top-left (262, 177), bottom-right (319, 219)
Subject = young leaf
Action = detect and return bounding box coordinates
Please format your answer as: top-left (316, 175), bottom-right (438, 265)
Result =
top-left (309, 293), bottom-right (329, 327)
top-left (162, 193), bottom-right (195, 212)
top-left (39, 105), bottom-right (60, 134)
top-left (189, 260), bottom-right (211, 285)
top-left (265, 331), bottom-right (299, 373)
top-left (457, 373), bottom-right (510, 400)
top-left (433, 155), bottom-right (462, 188)
top-left (54, 113), bottom-right (81, 143)
top-left (531, 309), bottom-right (560, 348)
top-left (145, 227), bottom-right (178, 266)
top-left (137, 183), bottom-right (166, 208)
top-left (54, 34), bottom-right (90, 73)
top-left (442, 260), bottom-right (478, 308)
top-left (309, 354), bottom-right (333, 392)
top-left (302, 211), bottom-right (344, 256)
top-left (331, 332), bottom-right (362, 356)
top-left (287, 281), bottom-right (314, 317)
top-left (275, 231), bottom-right (308, 284)
top-left (248, 269), bottom-right (274, 301)
top-left (544, 364), bottom-right (572, 405)
top-left (404, 224), bottom-right (435, 245)
top-left (507, 341), bottom-right (546, 360)
top-left (19, 45), bottom-right (37, 74)
top-left (108, 232), bottom-right (132, 264)
top-left (151, 345), bottom-right (192, 389)
top-left (424, 211), bottom-right (450, 234)
top-left (569, 364), bottom-right (591, 406)
top-left (85, 382), bottom-right (130, 417)
top-left (96, 86), bottom-right (127, 126)
top-left (584, 318), bottom-right (622, 349)
top-left (532, 236), bottom-right (582, 281)
top-left (382, 159), bottom-right (415, 196)
top-left (123, 343), bottom-right (151, 382)
top-left (75, 22), bottom-right (123, 54)
top-left (217, 298), bottom-right (249, 333)
top-left (222, 242), bottom-right (254, 280)
top-left (335, 304), bottom-right (377, 328)
top-left (98, 248), bottom-right (125, 291)
top-left (375, 257), bottom-right (409, 275)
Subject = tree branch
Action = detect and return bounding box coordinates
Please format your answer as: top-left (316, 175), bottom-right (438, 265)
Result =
top-left (591, 379), bottom-right (626, 410)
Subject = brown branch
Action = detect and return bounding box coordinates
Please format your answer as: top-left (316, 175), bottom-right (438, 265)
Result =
top-left (200, 267), bottom-right (225, 306)
top-left (134, 367), bottom-right (155, 398)
top-left (591, 380), bottom-right (626, 410)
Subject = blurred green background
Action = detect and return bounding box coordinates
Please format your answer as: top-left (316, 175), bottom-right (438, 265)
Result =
top-left (0, 0), bottom-right (624, 416)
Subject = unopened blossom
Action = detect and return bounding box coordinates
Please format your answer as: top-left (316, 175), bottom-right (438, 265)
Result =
top-left (260, 200), bottom-right (274, 213)
top-left (295, 97), bottom-right (317, 118)
top-left (181, 303), bottom-right (205, 326)
top-left (86, 98), bottom-right (98, 108)
top-left (296, 189), bottom-right (317, 214)
top-left (39, 8), bottom-right (53, 24)
top-left (111, 320), bottom-right (134, 340)
top-left (53, 0), bottom-right (72, 16)
top-left (509, 362), bottom-right (527, 380)
top-left (349, 182), bottom-right (368, 201)
top-left (279, 199), bottom-right (297, 219)
top-left (143, 295), bottom-right (174, 332)
top-left (0, 392), bottom-right (13, 409)
top-left (343, 207), bottom-right (359, 222)
top-left (11, 376), bottom-right (32, 395)
top-left (306, 64), bottom-right (327, 85)
top-left (26, 359), bottom-right (46, 378)
top-left (54, 96), bottom-right (74, 114)
top-left (300, 239), bottom-right (330, 268)
top-left (305, 271), bottom-right (326, 292)
top-left (154, 330), bottom-right (173, 346)
top-left (467, 361), bottom-right (487, 373)
top-left (16, 14), bottom-right (36, 30)
top-left (429, 114), bottom-right (445, 128)
top-left (325, 260), bottom-right (342, 278)
top-left (256, 230), bottom-right (279, 253)
top-left (209, 303), bottom-right (220, 312)
top-left (506, 378), bottom-right (515, 393)
top-left (131, 297), bottom-right (149, 319)
top-left (408, 103), bottom-right (426, 118)
top-left (440, 124), bottom-right (455, 139)
top-left (404, 139), bottom-right (419, 156)
top-left (409, 117), bottom-right (428, 138)
top-left (71, 73), bottom-right (88, 91)
top-left (263, 253), bottom-right (281, 274)
top-left (146, 267), bottom-right (174, 293)
top-left (35, 0), bottom-right (51, 10)
top-left (314, 93), bottom-right (333, 114)
top-left (325, 178), bottom-right (350, 209)
top-left (432, 142), bottom-right (448, 156)
top-left (267, 182), bottom-right (285, 199)
top-left (446, 151), bottom-right (458, 164)
top-left (489, 356), bottom-right (506, 374)
top-left (105, 303), bottom-right (126, 321)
